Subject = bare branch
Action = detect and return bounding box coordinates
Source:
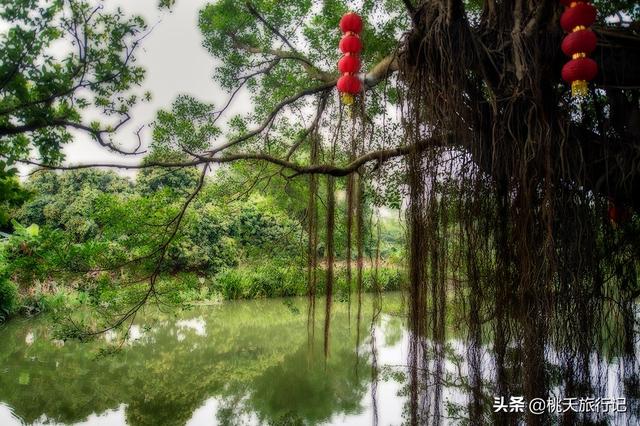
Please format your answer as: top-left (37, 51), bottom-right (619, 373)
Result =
top-left (286, 93), bottom-right (329, 160)
top-left (245, 2), bottom-right (299, 54)
top-left (208, 81), bottom-right (336, 155)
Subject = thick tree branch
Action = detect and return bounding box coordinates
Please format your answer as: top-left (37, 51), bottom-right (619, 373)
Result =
top-left (363, 54), bottom-right (399, 87)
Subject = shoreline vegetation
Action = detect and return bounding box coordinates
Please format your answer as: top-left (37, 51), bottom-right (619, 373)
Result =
top-left (0, 169), bottom-right (406, 324)
top-left (2, 264), bottom-right (405, 323)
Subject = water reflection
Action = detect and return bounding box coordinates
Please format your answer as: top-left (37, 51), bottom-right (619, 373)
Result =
top-left (403, 300), bottom-right (640, 426)
top-left (0, 296), bottom-right (404, 425)
top-left (0, 294), bottom-right (637, 425)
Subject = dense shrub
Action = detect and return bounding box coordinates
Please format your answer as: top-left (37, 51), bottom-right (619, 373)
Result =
top-left (214, 264), bottom-right (404, 300)
top-left (2, 168), bottom-right (406, 320)
top-left (214, 264), bottom-right (305, 300)
top-left (166, 205), bottom-right (239, 273)
top-left (230, 202), bottom-right (301, 258)
top-left (0, 278), bottom-right (19, 322)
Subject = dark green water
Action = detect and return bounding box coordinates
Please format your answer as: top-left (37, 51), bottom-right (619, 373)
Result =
top-left (0, 294), bottom-right (409, 425)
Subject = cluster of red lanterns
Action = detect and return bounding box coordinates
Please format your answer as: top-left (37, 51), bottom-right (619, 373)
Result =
top-left (337, 12), bottom-right (363, 106)
top-left (560, 1), bottom-right (599, 97)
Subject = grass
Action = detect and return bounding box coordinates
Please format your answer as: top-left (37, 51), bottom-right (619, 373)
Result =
top-left (213, 263), bottom-right (405, 300)
top-left (1, 263), bottom-right (406, 322)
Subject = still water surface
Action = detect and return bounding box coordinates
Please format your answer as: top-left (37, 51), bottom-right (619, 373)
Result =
top-left (0, 295), bottom-right (410, 425)
top-left (0, 293), bottom-right (637, 425)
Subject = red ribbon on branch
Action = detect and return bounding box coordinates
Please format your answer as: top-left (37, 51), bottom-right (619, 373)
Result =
top-left (559, 1), bottom-right (599, 97)
top-left (337, 12), bottom-right (363, 106)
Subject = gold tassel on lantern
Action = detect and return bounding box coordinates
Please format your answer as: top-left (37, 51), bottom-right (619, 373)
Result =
top-left (341, 93), bottom-right (354, 106)
top-left (571, 80), bottom-right (589, 97)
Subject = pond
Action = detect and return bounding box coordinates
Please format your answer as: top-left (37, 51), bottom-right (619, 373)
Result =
top-left (0, 293), bottom-right (637, 425)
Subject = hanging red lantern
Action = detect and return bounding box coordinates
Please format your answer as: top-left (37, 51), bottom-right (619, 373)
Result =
top-left (337, 12), bottom-right (364, 106)
top-left (339, 34), bottom-right (362, 54)
top-left (559, 1), bottom-right (598, 97)
top-left (561, 29), bottom-right (597, 57)
top-left (337, 74), bottom-right (362, 94)
top-left (338, 54), bottom-right (361, 74)
top-left (560, 3), bottom-right (597, 33)
top-left (562, 57), bottom-right (598, 86)
top-left (339, 12), bottom-right (363, 34)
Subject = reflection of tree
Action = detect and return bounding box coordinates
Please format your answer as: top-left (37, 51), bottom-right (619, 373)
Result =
top-left (0, 296), bottom-right (385, 425)
top-left (250, 342), bottom-right (368, 424)
top-left (400, 302), bottom-right (639, 425)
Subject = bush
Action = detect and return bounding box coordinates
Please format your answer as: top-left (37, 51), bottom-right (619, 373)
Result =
top-left (214, 264), bottom-right (306, 300)
top-left (362, 267), bottom-right (404, 292)
top-left (213, 263), bottom-right (403, 301)
top-left (0, 278), bottom-right (19, 322)
top-left (19, 287), bottom-right (82, 317)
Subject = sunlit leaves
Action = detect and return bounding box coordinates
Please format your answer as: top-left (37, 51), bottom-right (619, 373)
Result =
top-left (152, 95), bottom-right (221, 152)
top-left (0, 0), bottom-right (148, 172)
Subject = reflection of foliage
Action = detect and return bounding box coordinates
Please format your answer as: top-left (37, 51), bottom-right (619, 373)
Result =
top-left (0, 295), bottom-right (389, 425)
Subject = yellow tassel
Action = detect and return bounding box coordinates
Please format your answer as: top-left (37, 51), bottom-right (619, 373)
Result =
top-left (341, 93), bottom-right (354, 105)
top-left (571, 80), bottom-right (589, 97)
top-left (572, 52), bottom-right (586, 59)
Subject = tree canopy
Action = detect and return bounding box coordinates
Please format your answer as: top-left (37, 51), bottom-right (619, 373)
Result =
top-left (1, 2), bottom-right (640, 424)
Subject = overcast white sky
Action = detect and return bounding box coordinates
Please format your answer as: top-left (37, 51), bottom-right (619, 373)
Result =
top-left (49, 0), bottom-right (250, 174)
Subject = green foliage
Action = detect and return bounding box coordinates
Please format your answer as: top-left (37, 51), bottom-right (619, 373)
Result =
top-left (0, 278), bottom-right (18, 322)
top-left (136, 153), bottom-right (200, 196)
top-left (166, 205), bottom-right (239, 273)
top-left (2, 159), bottom-right (405, 319)
top-left (152, 95), bottom-right (221, 153)
top-left (230, 198), bottom-right (300, 258)
top-left (593, 0), bottom-right (640, 20)
top-left (0, 0), bottom-right (149, 175)
top-left (214, 262), bottom-right (404, 300)
top-left (0, 163), bottom-right (30, 229)
top-left (214, 263), bottom-right (306, 299)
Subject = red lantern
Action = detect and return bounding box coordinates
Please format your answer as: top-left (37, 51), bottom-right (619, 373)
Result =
top-left (337, 74), bottom-right (361, 106)
top-left (559, 1), bottom-right (598, 97)
top-left (337, 74), bottom-right (361, 94)
top-left (338, 55), bottom-right (361, 74)
top-left (339, 34), bottom-right (362, 54)
top-left (339, 12), bottom-right (363, 34)
top-left (560, 3), bottom-right (597, 33)
top-left (561, 29), bottom-right (597, 56)
top-left (337, 12), bottom-right (364, 106)
top-left (561, 57), bottom-right (598, 95)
